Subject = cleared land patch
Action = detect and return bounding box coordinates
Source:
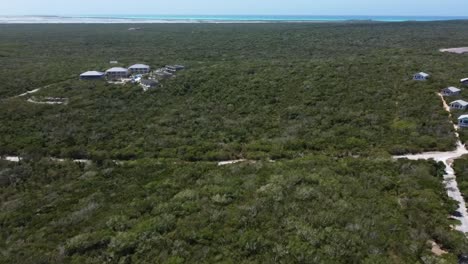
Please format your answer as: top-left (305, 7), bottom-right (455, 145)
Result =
top-left (440, 47), bottom-right (468, 54)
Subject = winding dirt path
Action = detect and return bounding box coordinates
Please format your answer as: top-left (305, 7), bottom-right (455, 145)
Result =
top-left (16, 88), bottom-right (41, 97)
top-left (13, 78), bottom-right (73, 98)
top-left (27, 98), bottom-right (68, 105)
top-left (394, 93), bottom-right (468, 233)
top-left (218, 159), bottom-right (248, 166)
top-left (4, 86), bottom-right (468, 234)
top-left (0, 156), bottom-right (91, 164)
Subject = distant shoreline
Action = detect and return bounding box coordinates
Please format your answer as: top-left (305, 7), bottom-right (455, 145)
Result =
top-left (1, 15), bottom-right (468, 24)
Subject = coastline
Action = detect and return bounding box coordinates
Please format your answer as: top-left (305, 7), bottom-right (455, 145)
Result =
top-left (1, 15), bottom-right (468, 24)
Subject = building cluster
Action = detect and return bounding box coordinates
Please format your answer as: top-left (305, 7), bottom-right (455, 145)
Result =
top-left (152, 65), bottom-right (186, 79)
top-left (79, 63), bottom-right (185, 91)
top-left (413, 72), bottom-right (468, 128)
top-left (80, 64), bottom-right (151, 80)
top-left (438, 79), bottom-right (468, 128)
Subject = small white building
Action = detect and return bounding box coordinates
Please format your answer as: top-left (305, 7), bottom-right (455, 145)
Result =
top-left (441, 87), bottom-right (461, 96)
top-left (413, 72), bottom-right (430, 81)
top-left (459, 115), bottom-right (468, 128)
top-left (450, 100), bottom-right (468, 110)
top-left (106, 67), bottom-right (129, 80)
top-left (129, 64), bottom-right (151, 74)
top-left (461, 78), bottom-right (468, 85)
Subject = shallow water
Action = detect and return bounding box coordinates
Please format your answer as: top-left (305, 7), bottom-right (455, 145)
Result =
top-left (2, 15), bottom-right (468, 24)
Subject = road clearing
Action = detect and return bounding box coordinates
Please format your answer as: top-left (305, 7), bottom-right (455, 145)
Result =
top-left (394, 93), bottom-right (468, 233)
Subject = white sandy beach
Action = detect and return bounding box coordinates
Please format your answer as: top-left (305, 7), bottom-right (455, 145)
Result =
top-left (0, 16), bottom-right (273, 24)
top-left (2, 15), bottom-right (452, 24)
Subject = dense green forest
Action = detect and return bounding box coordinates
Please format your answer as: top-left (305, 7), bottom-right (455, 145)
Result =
top-left (0, 157), bottom-right (466, 263)
top-left (2, 22), bottom-right (468, 160)
top-left (2, 22), bottom-right (468, 263)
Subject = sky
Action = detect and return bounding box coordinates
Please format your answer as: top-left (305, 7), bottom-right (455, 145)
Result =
top-left (1, 0), bottom-right (468, 16)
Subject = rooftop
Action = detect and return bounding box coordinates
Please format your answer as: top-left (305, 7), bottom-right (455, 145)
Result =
top-left (451, 100), bottom-right (468, 106)
top-left (166, 65), bottom-right (185, 70)
top-left (141, 79), bottom-right (158, 85)
top-left (459, 115), bottom-right (468, 120)
top-left (416, 72), bottom-right (430, 77)
top-left (446, 87), bottom-right (461, 92)
top-left (129, 64), bottom-right (150, 69)
top-left (106, 67), bottom-right (128, 72)
top-left (80, 71), bottom-right (105, 76)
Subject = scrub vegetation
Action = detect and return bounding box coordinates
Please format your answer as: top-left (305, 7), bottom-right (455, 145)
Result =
top-left (0, 158), bottom-right (466, 263)
top-left (454, 155), bottom-right (468, 199)
top-left (2, 22), bottom-right (468, 160)
top-left (2, 21), bottom-right (468, 262)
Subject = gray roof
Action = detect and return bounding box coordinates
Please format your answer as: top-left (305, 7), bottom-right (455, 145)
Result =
top-left (445, 87), bottom-right (461, 92)
top-left (141, 79), bottom-right (158, 84)
top-left (166, 65), bottom-right (185, 70)
top-left (80, 71), bottom-right (105, 76)
top-left (106, 67), bottom-right (128, 73)
top-left (459, 115), bottom-right (468, 120)
top-left (451, 100), bottom-right (468, 106)
top-left (415, 72), bottom-right (430, 77)
top-left (129, 64), bottom-right (150, 69)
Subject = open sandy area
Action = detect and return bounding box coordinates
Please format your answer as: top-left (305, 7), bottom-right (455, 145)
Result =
top-left (440, 47), bottom-right (468, 54)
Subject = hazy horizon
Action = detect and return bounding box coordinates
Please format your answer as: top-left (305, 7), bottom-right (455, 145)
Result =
top-left (2, 0), bottom-right (468, 17)
top-left (3, 14), bottom-right (468, 18)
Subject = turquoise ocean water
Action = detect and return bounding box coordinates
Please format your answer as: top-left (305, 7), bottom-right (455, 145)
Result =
top-left (3, 15), bottom-right (467, 24)
top-left (79, 15), bottom-right (468, 22)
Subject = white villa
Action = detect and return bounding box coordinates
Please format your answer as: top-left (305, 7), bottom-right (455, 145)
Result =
top-left (459, 115), bottom-right (468, 128)
top-left (413, 72), bottom-right (430, 81)
top-left (441, 87), bottom-right (461, 96)
top-left (80, 71), bottom-right (105, 80)
top-left (129, 64), bottom-right (151, 74)
top-left (450, 100), bottom-right (468, 110)
top-left (106, 67), bottom-right (129, 80)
